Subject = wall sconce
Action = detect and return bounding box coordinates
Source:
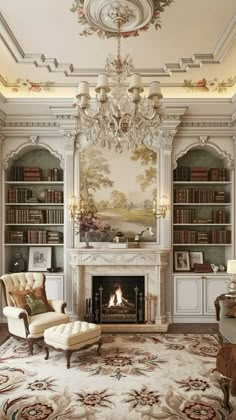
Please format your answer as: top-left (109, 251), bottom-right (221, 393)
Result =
top-left (69, 196), bottom-right (84, 219)
top-left (227, 260), bottom-right (236, 295)
top-left (153, 196), bottom-right (168, 219)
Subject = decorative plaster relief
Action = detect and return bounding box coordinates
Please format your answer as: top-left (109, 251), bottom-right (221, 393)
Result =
top-left (173, 140), bottom-right (234, 169)
top-left (80, 253), bottom-right (158, 265)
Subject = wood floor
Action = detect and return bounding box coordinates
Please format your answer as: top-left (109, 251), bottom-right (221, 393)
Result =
top-left (0, 323), bottom-right (219, 346)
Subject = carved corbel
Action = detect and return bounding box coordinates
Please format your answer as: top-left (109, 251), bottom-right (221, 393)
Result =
top-left (28, 136), bottom-right (39, 145)
top-left (199, 136), bottom-right (208, 146)
top-left (146, 129), bottom-right (176, 153)
top-left (60, 130), bottom-right (76, 152)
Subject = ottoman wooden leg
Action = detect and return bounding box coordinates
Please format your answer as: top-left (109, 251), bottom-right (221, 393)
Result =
top-left (44, 345), bottom-right (50, 361)
top-left (97, 337), bottom-right (102, 355)
top-left (65, 350), bottom-right (72, 369)
top-left (219, 376), bottom-right (230, 409)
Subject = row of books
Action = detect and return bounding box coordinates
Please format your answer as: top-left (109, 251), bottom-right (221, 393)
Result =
top-left (5, 230), bottom-right (63, 244)
top-left (47, 168), bottom-right (63, 181)
top-left (44, 190), bottom-right (63, 203)
top-left (7, 188), bottom-right (63, 204)
top-left (47, 231), bottom-right (63, 244)
top-left (174, 209), bottom-right (227, 224)
top-left (9, 166), bottom-right (63, 182)
top-left (7, 209), bottom-right (63, 224)
top-left (174, 166), bottom-right (228, 181)
top-left (173, 229), bottom-right (231, 244)
top-left (174, 189), bottom-right (227, 203)
top-left (8, 188), bottom-right (32, 203)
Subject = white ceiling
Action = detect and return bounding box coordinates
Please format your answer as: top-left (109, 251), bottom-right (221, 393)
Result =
top-left (0, 0), bottom-right (236, 119)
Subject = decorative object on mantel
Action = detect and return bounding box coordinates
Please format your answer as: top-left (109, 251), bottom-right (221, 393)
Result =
top-left (75, 211), bottom-right (102, 248)
top-left (72, 0), bottom-right (167, 152)
top-left (110, 231), bottom-right (128, 248)
top-left (69, 196), bottom-right (112, 247)
top-left (134, 226), bottom-right (154, 248)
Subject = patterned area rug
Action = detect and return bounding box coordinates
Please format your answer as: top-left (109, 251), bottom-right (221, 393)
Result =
top-left (0, 334), bottom-right (235, 419)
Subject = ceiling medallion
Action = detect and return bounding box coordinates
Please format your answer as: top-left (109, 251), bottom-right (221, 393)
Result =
top-left (70, 0), bottom-right (174, 38)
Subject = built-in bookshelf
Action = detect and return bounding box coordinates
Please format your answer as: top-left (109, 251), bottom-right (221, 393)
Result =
top-left (4, 149), bottom-right (64, 272)
top-left (173, 149), bottom-right (233, 271)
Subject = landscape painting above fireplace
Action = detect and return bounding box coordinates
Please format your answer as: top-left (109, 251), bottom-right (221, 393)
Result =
top-left (79, 145), bottom-right (157, 242)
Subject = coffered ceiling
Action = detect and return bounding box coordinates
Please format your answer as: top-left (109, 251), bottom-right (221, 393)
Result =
top-left (0, 0), bottom-right (236, 119)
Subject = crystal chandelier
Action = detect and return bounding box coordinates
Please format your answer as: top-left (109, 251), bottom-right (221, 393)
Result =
top-left (73, 4), bottom-right (165, 152)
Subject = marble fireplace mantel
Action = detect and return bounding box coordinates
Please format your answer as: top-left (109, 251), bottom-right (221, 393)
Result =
top-left (68, 247), bottom-right (170, 332)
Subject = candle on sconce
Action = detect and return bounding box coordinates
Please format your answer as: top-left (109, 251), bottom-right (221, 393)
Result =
top-left (160, 195), bottom-right (168, 207)
top-left (80, 199), bottom-right (84, 213)
top-left (153, 199), bottom-right (157, 213)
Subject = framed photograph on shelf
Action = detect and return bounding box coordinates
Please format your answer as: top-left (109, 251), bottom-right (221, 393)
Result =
top-left (174, 251), bottom-right (190, 271)
top-left (189, 251), bottom-right (204, 270)
top-left (28, 247), bottom-right (52, 272)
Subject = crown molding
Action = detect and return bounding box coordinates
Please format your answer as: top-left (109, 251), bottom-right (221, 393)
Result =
top-left (1, 98), bottom-right (73, 105)
top-left (0, 11), bottom-right (235, 81)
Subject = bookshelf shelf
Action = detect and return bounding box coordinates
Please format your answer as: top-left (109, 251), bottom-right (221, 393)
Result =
top-left (5, 243), bottom-right (64, 247)
top-left (173, 243), bottom-right (231, 246)
top-left (173, 203), bottom-right (231, 206)
top-left (5, 203), bottom-right (63, 206)
top-left (173, 223), bottom-right (232, 226)
top-left (5, 181), bottom-right (64, 185)
top-left (173, 181), bottom-right (232, 185)
top-left (5, 223), bottom-right (64, 226)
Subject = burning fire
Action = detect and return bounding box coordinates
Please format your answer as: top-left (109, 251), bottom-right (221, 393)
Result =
top-left (108, 285), bottom-right (128, 308)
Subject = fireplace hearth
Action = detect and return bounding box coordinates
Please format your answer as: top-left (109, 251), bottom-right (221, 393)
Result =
top-left (91, 275), bottom-right (145, 324)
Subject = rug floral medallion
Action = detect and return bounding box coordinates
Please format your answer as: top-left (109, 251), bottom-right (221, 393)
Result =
top-left (0, 333), bottom-right (235, 419)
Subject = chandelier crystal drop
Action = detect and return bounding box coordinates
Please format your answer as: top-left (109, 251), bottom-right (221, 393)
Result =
top-left (73, 8), bottom-right (165, 152)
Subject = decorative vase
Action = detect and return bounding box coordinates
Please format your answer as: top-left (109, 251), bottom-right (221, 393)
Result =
top-left (84, 231), bottom-right (93, 249)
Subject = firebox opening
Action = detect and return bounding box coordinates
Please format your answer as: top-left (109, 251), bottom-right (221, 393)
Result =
top-left (91, 275), bottom-right (145, 324)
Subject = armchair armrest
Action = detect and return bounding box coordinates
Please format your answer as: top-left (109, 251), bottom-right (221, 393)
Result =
top-left (48, 299), bottom-right (67, 313)
top-left (3, 306), bottom-right (29, 319)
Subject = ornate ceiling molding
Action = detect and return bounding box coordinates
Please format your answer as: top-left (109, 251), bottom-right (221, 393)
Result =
top-left (0, 11), bottom-right (235, 82)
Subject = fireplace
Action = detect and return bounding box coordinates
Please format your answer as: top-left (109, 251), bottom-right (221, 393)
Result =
top-left (91, 275), bottom-right (145, 324)
top-left (68, 248), bottom-right (169, 332)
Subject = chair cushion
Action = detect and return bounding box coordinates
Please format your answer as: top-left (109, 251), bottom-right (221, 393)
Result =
top-left (9, 286), bottom-right (54, 315)
top-left (44, 321), bottom-right (101, 348)
top-left (29, 312), bottom-right (70, 335)
top-left (219, 318), bottom-right (236, 343)
top-left (225, 303), bottom-right (236, 317)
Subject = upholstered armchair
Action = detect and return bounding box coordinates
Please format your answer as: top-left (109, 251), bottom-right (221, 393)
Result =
top-left (1, 272), bottom-right (70, 354)
top-left (214, 293), bottom-right (236, 344)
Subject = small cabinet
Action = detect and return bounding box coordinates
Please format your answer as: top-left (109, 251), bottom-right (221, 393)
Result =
top-left (173, 275), bottom-right (202, 316)
top-left (203, 275), bottom-right (229, 315)
top-left (173, 273), bottom-right (230, 321)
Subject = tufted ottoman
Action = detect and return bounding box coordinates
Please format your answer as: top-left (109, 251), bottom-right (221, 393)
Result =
top-left (44, 321), bottom-right (102, 368)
